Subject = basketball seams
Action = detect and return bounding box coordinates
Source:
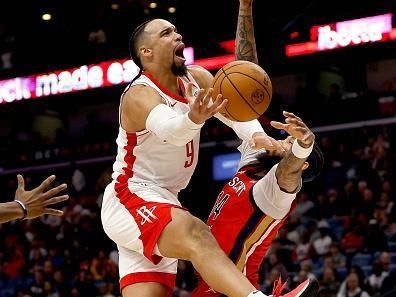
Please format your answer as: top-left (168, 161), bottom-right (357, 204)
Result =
top-left (219, 77), bottom-right (239, 121)
top-left (221, 68), bottom-right (261, 117)
top-left (212, 72), bottom-right (225, 92)
top-left (226, 71), bottom-right (271, 99)
top-left (212, 62), bottom-right (246, 88)
top-left (222, 62), bottom-right (248, 71)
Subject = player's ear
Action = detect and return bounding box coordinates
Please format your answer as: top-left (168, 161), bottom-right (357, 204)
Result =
top-left (302, 162), bottom-right (309, 171)
top-left (139, 46), bottom-right (153, 58)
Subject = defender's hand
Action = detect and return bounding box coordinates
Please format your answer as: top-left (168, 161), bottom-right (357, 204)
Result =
top-left (270, 111), bottom-right (315, 148)
top-left (15, 175), bottom-right (69, 219)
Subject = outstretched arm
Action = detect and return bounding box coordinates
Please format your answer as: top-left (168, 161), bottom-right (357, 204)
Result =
top-left (236, 0), bottom-right (258, 64)
top-left (271, 111), bottom-right (315, 192)
top-left (250, 112), bottom-right (315, 219)
top-left (0, 175), bottom-right (69, 224)
top-left (0, 202), bottom-right (25, 223)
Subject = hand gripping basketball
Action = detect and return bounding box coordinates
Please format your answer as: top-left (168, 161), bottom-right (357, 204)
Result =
top-left (186, 83), bottom-right (228, 125)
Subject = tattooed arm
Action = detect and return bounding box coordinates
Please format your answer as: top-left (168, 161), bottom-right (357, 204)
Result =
top-left (271, 112), bottom-right (315, 192)
top-left (236, 0), bottom-right (258, 64)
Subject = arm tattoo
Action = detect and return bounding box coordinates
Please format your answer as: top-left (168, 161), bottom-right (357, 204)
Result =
top-left (276, 152), bottom-right (306, 193)
top-left (236, 10), bottom-right (258, 63)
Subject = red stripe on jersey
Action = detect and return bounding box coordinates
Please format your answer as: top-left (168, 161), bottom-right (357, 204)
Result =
top-left (142, 71), bottom-right (188, 104)
top-left (115, 132), bottom-right (137, 190)
top-left (113, 132), bottom-right (176, 264)
top-left (120, 272), bottom-right (176, 291)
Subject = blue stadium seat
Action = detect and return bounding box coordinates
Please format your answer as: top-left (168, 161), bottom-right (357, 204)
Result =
top-left (313, 268), bottom-right (322, 278)
top-left (327, 218), bottom-right (343, 229)
top-left (333, 226), bottom-right (344, 240)
top-left (362, 265), bottom-right (372, 276)
top-left (390, 253), bottom-right (396, 263)
top-left (337, 267), bottom-right (348, 279)
top-left (374, 251), bottom-right (381, 259)
top-left (351, 253), bottom-right (373, 266)
top-left (388, 241), bottom-right (396, 252)
top-left (288, 272), bottom-right (297, 280)
top-left (312, 258), bottom-right (323, 270)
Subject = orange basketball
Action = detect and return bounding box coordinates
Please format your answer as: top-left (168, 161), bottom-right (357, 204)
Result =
top-left (212, 60), bottom-right (272, 122)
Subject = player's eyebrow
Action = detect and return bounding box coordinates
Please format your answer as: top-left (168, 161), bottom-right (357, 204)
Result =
top-left (160, 25), bottom-right (176, 35)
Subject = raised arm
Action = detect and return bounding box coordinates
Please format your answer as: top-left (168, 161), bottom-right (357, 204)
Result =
top-left (271, 111), bottom-right (315, 192)
top-left (250, 112), bottom-right (316, 220)
top-left (236, 0), bottom-right (258, 64)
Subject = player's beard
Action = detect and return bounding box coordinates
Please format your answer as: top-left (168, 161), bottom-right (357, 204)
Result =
top-left (171, 63), bottom-right (187, 76)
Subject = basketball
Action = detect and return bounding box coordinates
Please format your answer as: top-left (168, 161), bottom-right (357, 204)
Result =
top-left (212, 60), bottom-right (272, 122)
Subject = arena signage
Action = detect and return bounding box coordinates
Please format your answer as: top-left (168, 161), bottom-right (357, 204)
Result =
top-left (286, 13), bottom-right (395, 57)
top-left (0, 47), bottom-right (235, 104)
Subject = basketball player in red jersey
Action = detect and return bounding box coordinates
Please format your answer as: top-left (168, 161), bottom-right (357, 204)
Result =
top-left (100, 0), bottom-right (283, 296)
top-left (192, 111), bottom-right (323, 297)
top-left (191, 1), bottom-right (320, 296)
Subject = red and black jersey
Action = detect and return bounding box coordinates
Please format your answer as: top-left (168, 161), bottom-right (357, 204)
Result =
top-left (192, 166), bottom-right (295, 297)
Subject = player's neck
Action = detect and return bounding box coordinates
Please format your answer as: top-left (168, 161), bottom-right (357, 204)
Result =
top-left (145, 66), bottom-right (179, 94)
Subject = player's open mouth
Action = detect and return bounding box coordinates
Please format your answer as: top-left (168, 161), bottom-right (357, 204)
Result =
top-left (174, 43), bottom-right (186, 63)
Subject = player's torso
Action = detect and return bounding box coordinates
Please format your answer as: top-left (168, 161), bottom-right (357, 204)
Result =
top-left (207, 167), bottom-right (290, 283)
top-left (112, 71), bottom-right (200, 194)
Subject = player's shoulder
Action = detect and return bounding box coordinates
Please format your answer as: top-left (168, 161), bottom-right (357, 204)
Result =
top-left (187, 65), bottom-right (213, 88)
top-left (123, 84), bottom-right (162, 109)
top-left (125, 84), bottom-right (157, 98)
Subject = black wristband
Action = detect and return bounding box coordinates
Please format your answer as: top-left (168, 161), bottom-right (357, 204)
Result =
top-left (14, 200), bottom-right (27, 219)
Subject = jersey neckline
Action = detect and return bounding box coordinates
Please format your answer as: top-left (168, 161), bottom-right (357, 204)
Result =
top-left (142, 71), bottom-right (189, 104)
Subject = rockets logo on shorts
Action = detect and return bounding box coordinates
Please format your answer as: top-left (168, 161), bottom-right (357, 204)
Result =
top-left (136, 206), bottom-right (158, 225)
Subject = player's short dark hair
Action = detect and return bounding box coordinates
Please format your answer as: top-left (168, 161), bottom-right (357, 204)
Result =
top-left (129, 19), bottom-right (154, 70)
top-left (128, 19), bottom-right (154, 85)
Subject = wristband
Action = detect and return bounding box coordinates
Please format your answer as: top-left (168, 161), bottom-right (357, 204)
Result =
top-left (291, 140), bottom-right (313, 159)
top-left (14, 199), bottom-right (27, 219)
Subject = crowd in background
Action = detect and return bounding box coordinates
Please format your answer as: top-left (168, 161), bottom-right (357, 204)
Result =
top-left (1, 124), bottom-right (395, 297)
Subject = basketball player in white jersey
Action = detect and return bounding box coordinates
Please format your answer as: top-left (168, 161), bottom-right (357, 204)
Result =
top-left (101, 1), bottom-right (281, 296)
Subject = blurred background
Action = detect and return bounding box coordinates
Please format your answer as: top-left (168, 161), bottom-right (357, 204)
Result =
top-left (1, 0), bottom-right (396, 296)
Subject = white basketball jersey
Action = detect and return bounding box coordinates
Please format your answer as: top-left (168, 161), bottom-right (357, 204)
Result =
top-left (112, 71), bottom-right (201, 196)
